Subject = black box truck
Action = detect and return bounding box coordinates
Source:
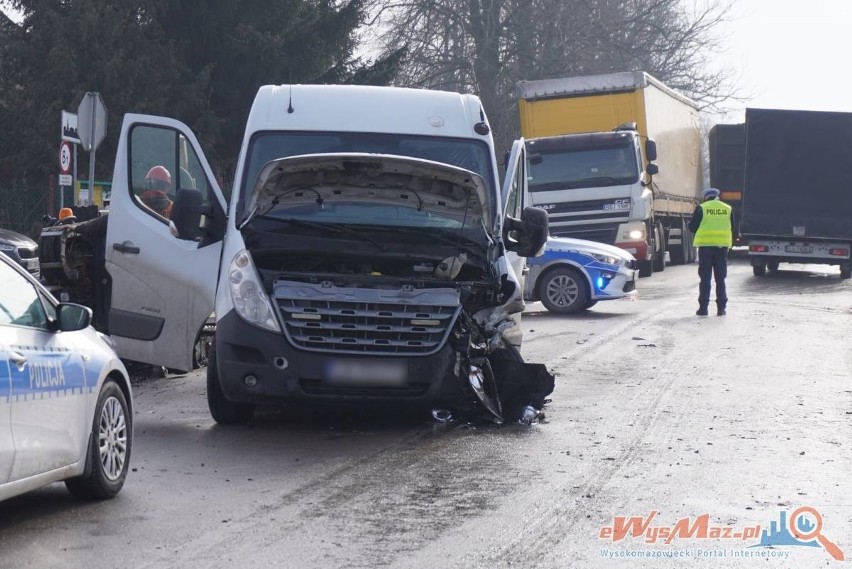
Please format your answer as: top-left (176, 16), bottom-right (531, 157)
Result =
top-left (708, 123), bottom-right (746, 245)
top-left (742, 108), bottom-right (852, 279)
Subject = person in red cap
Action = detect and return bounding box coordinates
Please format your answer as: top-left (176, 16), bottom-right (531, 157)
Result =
top-left (141, 166), bottom-right (173, 217)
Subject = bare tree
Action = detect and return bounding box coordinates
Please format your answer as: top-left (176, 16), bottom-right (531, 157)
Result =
top-left (367, 0), bottom-right (741, 157)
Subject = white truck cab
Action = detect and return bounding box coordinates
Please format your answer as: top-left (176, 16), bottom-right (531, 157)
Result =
top-left (103, 85), bottom-right (549, 424)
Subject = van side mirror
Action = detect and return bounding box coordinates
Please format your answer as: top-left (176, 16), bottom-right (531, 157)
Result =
top-left (645, 139), bottom-right (657, 162)
top-left (171, 188), bottom-right (203, 240)
top-left (646, 163), bottom-right (659, 176)
top-left (504, 206), bottom-right (548, 257)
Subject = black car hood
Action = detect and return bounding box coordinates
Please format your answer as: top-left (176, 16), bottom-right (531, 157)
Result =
top-left (0, 227), bottom-right (37, 248)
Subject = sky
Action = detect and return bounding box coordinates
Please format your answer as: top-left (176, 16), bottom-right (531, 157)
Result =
top-left (716, 0), bottom-right (852, 121)
top-left (3, 1), bottom-right (850, 120)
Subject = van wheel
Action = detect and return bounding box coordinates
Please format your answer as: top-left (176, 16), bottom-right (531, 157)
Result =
top-left (65, 379), bottom-right (131, 500)
top-left (207, 344), bottom-right (255, 425)
top-left (539, 266), bottom-right (589, 314)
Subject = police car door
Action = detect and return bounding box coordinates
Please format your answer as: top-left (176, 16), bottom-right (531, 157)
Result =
top-left (0, 260), bottom-right (88, 481)
top-left (501, 138), bottom-right (529, 347)
top-left (106, 116), bottom-right (226, 372)
top-left (0, 343), bottom-right (13, 485)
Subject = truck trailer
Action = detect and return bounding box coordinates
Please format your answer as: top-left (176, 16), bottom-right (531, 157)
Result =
top-left (708, 123), bottom-right (746, 246)
top-left (741, 108), bottom-right (852, 279)
top-left (517, 71), bottom-right (703, 277)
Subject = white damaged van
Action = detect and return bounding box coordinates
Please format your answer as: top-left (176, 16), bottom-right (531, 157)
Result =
top-left (103, 85), bottom-right (551, 424)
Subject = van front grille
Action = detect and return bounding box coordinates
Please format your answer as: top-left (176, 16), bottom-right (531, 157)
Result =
top-left (274, 281), bottom-right (461, 356)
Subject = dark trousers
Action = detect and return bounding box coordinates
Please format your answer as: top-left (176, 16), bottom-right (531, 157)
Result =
top-left (697, 246), bottom-right (728, 307)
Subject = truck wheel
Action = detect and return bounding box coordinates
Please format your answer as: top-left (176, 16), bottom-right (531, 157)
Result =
top-left (538, 266), bottom-right (589, 314)
top-left (840, 264), bottom-right (851, 279)
top-left (65, 379), bottom-right (132, 500)
top-left (668, 220), bottom-right (688, 266)
top-left (207, 344), bottom-right (256, 425)
top-left (638, 259), bottom-right (653, 278)
top-left (752, 261), bottom-right (767, 277)
top-left (686, 231), bottom-right (696, 263)
top-left (653, 224), bottom-right (666, 272)
top-left (767, 261), bottom-right (779, 273)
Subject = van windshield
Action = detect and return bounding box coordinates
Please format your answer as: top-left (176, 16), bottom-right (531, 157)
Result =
top-left (241, 131), bottom-right (495, 209)
top-left (528, 143), bottom-right (639, 191)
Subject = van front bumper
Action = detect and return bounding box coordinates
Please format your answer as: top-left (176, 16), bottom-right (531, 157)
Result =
top-left (213, 311), bottom-right (467, 408)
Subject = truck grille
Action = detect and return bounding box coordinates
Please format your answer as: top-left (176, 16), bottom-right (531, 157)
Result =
top-left (549, 222), bottom-right (620, 245)
top-left (274, 281), bottom-right (461, 356)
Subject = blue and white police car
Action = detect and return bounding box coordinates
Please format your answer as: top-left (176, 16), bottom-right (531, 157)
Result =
top-left (524, 236), bottom-right (638, 314)
top-left (0, 253), bottom-right (132, 502)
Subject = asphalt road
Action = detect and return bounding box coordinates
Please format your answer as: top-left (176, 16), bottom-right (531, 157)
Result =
top-left (1, 254), bottom-right (850, 568)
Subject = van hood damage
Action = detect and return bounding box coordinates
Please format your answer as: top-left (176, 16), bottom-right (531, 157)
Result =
top-left (241, 153), bottom-right (554, 424)
top-left (243, 153), bottom-right (495, 231)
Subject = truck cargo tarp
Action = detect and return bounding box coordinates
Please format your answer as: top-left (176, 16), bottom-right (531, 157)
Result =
top-left (742, 108), bottom-right (852, 240)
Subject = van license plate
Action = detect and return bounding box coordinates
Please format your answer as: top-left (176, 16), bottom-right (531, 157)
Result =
top-left (323, 358), bottom-right (407, 386)
top-left (785, 245), bottom-right (813, 254)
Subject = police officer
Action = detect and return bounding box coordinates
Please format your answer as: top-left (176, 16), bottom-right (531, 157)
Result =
top-left (688, 187), bottom-right (733, 316)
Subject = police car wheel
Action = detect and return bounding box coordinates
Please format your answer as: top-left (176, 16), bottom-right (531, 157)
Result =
top-left (539, 266), bottom-right (589, 314)
top-left (65, 379), bottom-right (131, 500)
top-left (207, 344), bottom-right (256, 425)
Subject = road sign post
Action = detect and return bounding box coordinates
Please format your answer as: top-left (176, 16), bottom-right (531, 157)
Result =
top-left (77, 93), bottom-right (107, 206)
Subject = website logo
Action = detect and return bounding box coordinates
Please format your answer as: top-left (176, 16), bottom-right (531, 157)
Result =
top-left (598, 506), bottom-right (844, 562)
top-left (755, 507), bottom-right (844, 561)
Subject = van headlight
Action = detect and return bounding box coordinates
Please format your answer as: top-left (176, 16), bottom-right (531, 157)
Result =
top-left (229, 250), bottom-right (280, 332)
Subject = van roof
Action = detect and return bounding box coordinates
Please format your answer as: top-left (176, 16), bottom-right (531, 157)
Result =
top-left (246, 85), bottom-right (490, 140)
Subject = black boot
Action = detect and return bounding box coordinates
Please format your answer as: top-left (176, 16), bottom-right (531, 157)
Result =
top-left (696, 305), bottom-right (708, 316)
top-left (716, 301), bottom-right (726, 316)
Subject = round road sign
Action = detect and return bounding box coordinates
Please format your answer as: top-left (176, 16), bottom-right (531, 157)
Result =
top-left (59, 141), bottom-right (72, 174)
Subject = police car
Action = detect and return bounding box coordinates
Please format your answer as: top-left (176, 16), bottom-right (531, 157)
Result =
top-left (524, 236), bottom-right (638, 313)
top-left (0, 252), bottom-right (132, 502)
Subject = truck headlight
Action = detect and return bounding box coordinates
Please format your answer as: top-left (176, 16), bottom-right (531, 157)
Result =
top-left (229, 250), bottom-right (280, 332)
top-left (622, 229), bottom-right (644, 240)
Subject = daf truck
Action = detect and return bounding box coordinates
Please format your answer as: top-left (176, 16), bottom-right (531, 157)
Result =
top-left (90, 85), bottom-right (551, 425)
top-left (517, 71), bottom-right (703, 277)
top-left (742, 108), bottom-right (852, 279)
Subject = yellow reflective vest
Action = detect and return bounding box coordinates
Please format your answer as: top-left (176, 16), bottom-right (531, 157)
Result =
top-left (693, 199), bottom-right (732, 247)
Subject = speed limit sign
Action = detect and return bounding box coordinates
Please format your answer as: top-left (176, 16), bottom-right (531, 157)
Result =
top-left (59, 140), bottom-right (72, 174)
